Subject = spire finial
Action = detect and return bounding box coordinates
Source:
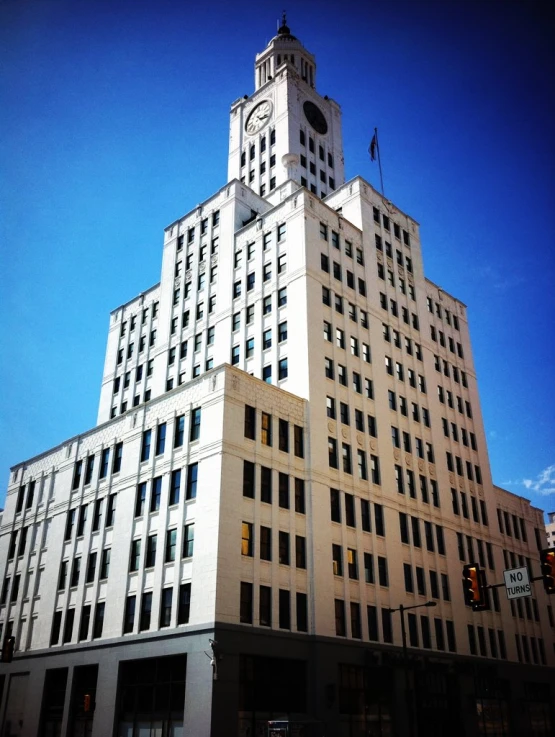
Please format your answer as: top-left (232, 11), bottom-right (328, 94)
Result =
top-left (277, 10), bottom-right (291, 36)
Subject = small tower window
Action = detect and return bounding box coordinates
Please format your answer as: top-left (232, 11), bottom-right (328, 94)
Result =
top-left (270, 129), bottom-right (276, 145)
top-left (277, 54), bottom-right (281, 65)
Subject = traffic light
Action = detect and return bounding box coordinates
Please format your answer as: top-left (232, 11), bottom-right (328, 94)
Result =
top-left (1, 636), bottom-right (15, 663)
top-left (83, 694), bottom-right (91, 713)
top-left (540, 548), bottom-right (555, 595)
top-left (462, 563), bottom-right (489, 611)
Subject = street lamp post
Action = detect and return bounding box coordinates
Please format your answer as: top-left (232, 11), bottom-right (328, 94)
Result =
top-left (387, 600), bottom-right (437, 737)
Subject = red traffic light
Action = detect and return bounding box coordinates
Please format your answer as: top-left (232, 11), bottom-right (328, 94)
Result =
top-left (462, 563), bottom-right (489, 611)
top-left (84, 694), bottom-right (91, 712)
top-left (540, 549), bottom-right (555, 595)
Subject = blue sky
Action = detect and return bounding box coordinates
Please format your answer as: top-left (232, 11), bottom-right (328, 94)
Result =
top-left (1, 0), bottom-right (554, 515)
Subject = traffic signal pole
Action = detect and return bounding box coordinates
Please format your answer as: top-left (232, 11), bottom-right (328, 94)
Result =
top-left (388, 600), bottom-right (437, 737)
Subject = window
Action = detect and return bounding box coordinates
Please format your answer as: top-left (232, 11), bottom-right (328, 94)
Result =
top-left (294, 425), bottom-right (304, 457)
top-left (240, 582), bottom-right (253, 624)
top-left (243, 461), bottom-right (255, 498)
top-left (371, 455), bottom-right (381, 485)
top-left (332, 544), bottom-right (343, 576)
top-left (279, 358), bottom-right (288, 379)
top-left (261, 412), bottom-right (272, 445)
top-left (140, 429), bottom-right (151, 462)
top-left (279, 473), bottom-right (289, 509)
top-left (259, 526), bottom-right (272, 561)
top-left (260, 586), bottom-right (272, 627)
top-left (155, 423), bottom-right (166, 456)
top-left (159, 587), bottom-right (173, 629)
top-left (149, 476), bottom-right (162, 512)
top-left (279, 531), bottom-right (290, 565)
top-left (295, 592), bottom-right (308, 633)
top-left (347, 548), bottom-right (358, 580)
top-left (245, 337), bottom-right (254, 358)
top-left (143, 535), bottom-right (157, 569)
top-left (165, 529), bottom-right (177, 562)
top-left (72, 461), bottom-right (83, 491)
top-left (100, 548), bottom-right (110, 579)
top-left (106, 494), bottom-right (116, 527)
top-left (244, 405), bottom-right (256, 440)
top-left (183, 524), bottom-right (194, 558)
top-left (129, 540), bottom-right (141, 573)
top-left (294, 478), bottom-right (305, 514)
top-left (121, 596), bottom-right (136, 635)
top-left (139, 592), bottom-right (152, 632)
top-left (378, 556), bottom-right (389, 587)
top-left (330, 489), bottom-right (341, 523)
top-left (176, 583), bottom-right (191, 625)
top-left (278, 321), bottom-right (287, 342)
top-left (295, 535), bottom-right (306, 569)
top-left (186, 462), bottom-right (198, 500)
top-left (190, 407), bottom-right (201, 441)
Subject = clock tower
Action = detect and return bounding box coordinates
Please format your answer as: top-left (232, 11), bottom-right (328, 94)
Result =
top-left (228, 16), bottom-right (345, 199)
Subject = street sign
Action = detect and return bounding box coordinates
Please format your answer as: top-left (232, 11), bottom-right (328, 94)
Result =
top-left (503, 566), bottom-right (532, 599)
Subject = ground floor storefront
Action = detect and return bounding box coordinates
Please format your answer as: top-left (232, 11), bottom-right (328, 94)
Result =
top-left (0, 625), bottom-right (552, 736)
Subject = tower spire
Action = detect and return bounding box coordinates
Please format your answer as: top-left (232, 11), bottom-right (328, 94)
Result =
top-left (277, 10), bottom-right (290, 36)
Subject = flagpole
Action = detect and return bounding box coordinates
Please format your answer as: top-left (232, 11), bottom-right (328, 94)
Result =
top-left (375, 127), bottom-right (385, 196)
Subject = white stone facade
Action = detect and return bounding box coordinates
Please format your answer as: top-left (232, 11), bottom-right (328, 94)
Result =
top-left (1, 20), bottom-right (554, 737)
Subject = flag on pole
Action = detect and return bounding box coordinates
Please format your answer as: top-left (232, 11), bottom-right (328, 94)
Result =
top-left (369, 133), bottom-right (377, 162)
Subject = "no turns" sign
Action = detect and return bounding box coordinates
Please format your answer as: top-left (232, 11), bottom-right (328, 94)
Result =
top-left (503, 566), bottom-right (532, 600)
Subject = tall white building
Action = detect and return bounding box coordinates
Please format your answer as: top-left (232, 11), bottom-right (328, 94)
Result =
top-left (1, 19), bottom-right (553, 737)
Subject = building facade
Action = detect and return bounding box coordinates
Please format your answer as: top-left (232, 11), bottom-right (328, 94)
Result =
top-left (546, 512), bottom-right (555, 549)
top-left (1, 20), bottom-right (553, 737)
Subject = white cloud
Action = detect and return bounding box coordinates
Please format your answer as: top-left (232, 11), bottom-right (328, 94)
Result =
top-left (510, 464), bottom-right (555, 496)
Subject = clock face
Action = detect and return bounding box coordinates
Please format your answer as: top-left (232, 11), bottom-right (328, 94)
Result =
top-left (303, 100), bottom-right (328, 135)
top-left (245, 100), bottom-right (273, 135)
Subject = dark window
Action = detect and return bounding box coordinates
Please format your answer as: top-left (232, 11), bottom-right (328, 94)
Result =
top-left (186, 463), bottom-right (198, 499)
top-left (93, 602), bottom-right (105, 639)
top-left (150, 476), bottom-right (162, 512)
top-left (238, 582), bottom-right (253, 627)
top-left (190, 408), bottom-right (201, 441)
top-left (140, 430), bottom-right (151, 462)
top-left (243, 460), bottom-right (255, 498)
top-left (295, 478), bottom-right (305, 513)
top-left (279, 419), bottom-right (289, 451)
top-left (123, 596), bottom-right (136, 634)
top-left (259, 586), bottom-right (272, 627)
top-left (279, 589), bottom-right (291, 629)
top-left (139, 592), bottom-right (152, 632)
top-left (279, 473), bottom-right (289, 509)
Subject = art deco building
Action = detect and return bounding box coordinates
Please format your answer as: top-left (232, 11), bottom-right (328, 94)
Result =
top-left (1, 20), bottom-right (553, 737)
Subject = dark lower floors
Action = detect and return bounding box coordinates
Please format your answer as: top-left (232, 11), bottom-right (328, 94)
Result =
top-left (0, 624), bottom-right (553, 737)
